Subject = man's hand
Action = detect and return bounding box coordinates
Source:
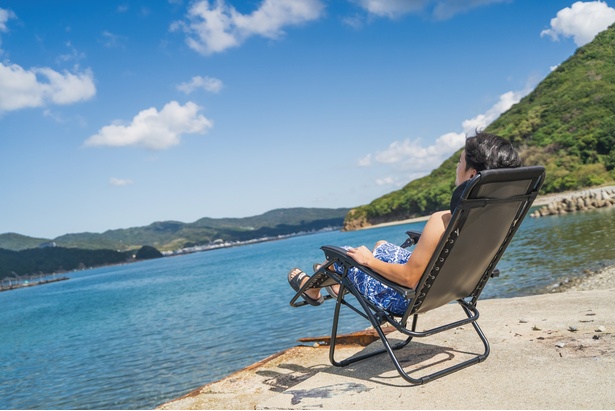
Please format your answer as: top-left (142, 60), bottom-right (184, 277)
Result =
top-left (347, 246), bottom-right (374, 267)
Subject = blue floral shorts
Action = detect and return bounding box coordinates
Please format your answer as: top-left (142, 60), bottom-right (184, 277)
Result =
top-left (334, 242), bottom-right (411, 316)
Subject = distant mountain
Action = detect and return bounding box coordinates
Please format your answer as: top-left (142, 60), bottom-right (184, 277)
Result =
top-left (0, 233), bottom-right (51, 251)
top-left (0, 247), bottom-right (129, 278)
top-left (0, 245), bottom-right (166, 279)
top-left (0, 207), bottom-right (350, 252)
top-left (343, 23), bottom-right (615, 230)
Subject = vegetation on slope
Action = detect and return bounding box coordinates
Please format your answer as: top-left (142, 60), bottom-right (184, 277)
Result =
top-left (0, 233), bottom-right (51, 251)
top-left (489, 24), bottom-right (615, 192)
top-left (0, 247), bottom-right (128, 278)
top-left (343, 24), bottom-right (615, 230)
top-left (0, 208), bottom-right (350, 252)
top-left (0, 245), bottom-right (166, 279)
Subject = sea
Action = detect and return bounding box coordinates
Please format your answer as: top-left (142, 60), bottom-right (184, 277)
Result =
top-left (1, 206), bottom-right (614, 410)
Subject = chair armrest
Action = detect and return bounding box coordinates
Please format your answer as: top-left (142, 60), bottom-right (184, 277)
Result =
top-left (401, 230), bottom-right (422, 248)
top-left (320, 245), bottom-right (415, 299)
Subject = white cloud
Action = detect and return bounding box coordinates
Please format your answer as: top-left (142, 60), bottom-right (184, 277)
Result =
top-left (375, 176), bottom-right (395, 186)
top-left (84, 101), bottom-right (213, 150)
top-left (0, 62), bottom-right (96, 111)
top-left (460, 90), bottom-right (525, 132)
top-left (353, 0), bottom-right (507, 20)
top-left (358, 153), bottom-right (372, 166)
top-left (109, 177), bottom-right (134, 187)
top-left (352, 0), bottom-right (428, 19)
top-left (171, 0), bottom-right (324, 55)
top-left (370, 132), bottom-right (466, 169)
top-left (177, 75), bottom-right (224, 94)
top-left (362, 88), bottom-right (527, 186)
top-left (342, 14), bottom-right (365, 29)
top-left (100, 31), bottom-right (127, 48)
top-left (431, 0), bottom-right (508, 20)
top-left (0, 8), bottom-right (16, 56)
top-left (1, 8), bottom-right (15, 32)
top-left (57, 41), bottom-right (87, 64)
top-left (36, 67), bottom-right (95, 104)
top-left (541, 1), bottom-right (615, 46)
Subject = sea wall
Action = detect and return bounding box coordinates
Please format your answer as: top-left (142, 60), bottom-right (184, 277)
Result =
top-left (531, 186), bottom-right (615, 218)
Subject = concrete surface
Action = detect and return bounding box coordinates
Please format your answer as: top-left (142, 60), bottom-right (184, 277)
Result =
top-left (158, 288), bottom-right (615, 410)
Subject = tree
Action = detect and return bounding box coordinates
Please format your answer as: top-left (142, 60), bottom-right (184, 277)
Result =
top-left (134, 245), bottom-right (163, 260)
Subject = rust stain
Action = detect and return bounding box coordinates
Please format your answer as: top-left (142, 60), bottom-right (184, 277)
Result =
top-left (298, 326), bottom-right (397, 346)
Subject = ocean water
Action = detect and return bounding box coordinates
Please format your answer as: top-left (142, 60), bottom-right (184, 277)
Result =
top-left (1, 207), bottom-right (614, 409)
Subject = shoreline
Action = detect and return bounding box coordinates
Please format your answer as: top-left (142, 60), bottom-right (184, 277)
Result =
top-left (359, 184), bottom-right (615, 231)
top-left (531, 184), bottom-right (615, 207)
top-left (546, 261), bottom-right (615, 293)
top-left (0, 276), bottom-right (69, 293)
top-left (157, 261), bottom-right (615, 410)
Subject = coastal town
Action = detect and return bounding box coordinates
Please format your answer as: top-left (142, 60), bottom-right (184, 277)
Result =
top-left (0, 273), bottom-right (69, 292)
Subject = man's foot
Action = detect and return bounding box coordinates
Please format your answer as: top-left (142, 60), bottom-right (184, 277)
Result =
top-left (287, 268), bottom-right (323, 306)
top-left (312, 263), bottom-right (342, 298)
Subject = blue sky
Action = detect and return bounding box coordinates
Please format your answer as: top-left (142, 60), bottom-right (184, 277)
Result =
top-left (2, 0), bottom-right (615, 239)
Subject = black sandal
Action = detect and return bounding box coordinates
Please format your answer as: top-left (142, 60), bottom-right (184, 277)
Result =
top-left (288, 268), bottom-right (323, 306)
top-left (312, 263), bottom-right (344, 299)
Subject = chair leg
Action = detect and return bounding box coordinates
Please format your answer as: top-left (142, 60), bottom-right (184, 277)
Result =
top-left (328, 293), bottom-right (398, 365)
top-left (329, 291), bottom-right (425, 383)
top-left (329, 297), bottom-right (491, 385)
top-left (460, 300), bottom-right (491, 360)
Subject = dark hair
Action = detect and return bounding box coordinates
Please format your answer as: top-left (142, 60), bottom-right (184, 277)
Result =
top-left (464, 132), bottom-right (521, 172)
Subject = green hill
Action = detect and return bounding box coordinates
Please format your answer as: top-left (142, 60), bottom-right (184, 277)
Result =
top-left (0, 245), bottom-right (165, 279)
top-left (0, 233), bottom-right (51, 251)
top-left (0, 207), bottom-right (349, 252)
top-left (343, 23), bottom-right (615, 230)
top-left (0, 247), bottom-right (129, 278)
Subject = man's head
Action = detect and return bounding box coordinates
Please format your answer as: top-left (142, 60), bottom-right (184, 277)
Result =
top-left (455, 132), bottom-right (521, 186)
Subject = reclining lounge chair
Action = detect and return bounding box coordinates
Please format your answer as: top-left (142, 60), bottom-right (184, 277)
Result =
top-left (290, 166), bottom-right (546, 384)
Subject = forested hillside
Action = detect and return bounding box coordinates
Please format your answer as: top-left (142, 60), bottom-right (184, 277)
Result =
top-left (343, 23), bottom-right (615, 231)
top-left (0, 247), bottom-right (128, 278)
top-left (0, 207), bottom-right (349, 251)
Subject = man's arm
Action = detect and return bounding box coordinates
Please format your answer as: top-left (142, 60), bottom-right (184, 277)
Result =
top-left (347, 210), bottom-right (451, 288)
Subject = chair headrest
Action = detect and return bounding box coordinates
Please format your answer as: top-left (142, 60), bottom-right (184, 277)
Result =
top-left (450, 180), bottom-right (469, 213)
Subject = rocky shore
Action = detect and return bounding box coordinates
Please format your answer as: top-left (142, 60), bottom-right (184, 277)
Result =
top-left (531, 185), bottom-right (615, 217)
top-left (548, 262), bottom-right (615, 293)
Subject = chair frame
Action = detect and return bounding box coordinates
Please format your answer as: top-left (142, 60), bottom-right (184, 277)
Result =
top-left (290, 166), bottom-right (546, 384)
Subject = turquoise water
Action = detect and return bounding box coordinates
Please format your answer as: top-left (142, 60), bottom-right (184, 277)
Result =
top-left (1, 207), bottom-right (614, 409)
